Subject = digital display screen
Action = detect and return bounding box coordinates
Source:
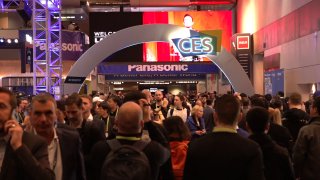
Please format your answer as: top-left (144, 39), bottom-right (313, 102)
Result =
top-left (89, 12), bottom-right (143, 62)
top-left (89, 11), bottom-right (232, 62)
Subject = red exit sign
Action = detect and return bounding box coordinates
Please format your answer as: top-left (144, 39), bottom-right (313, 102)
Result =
top-left (237, 36), bottom-right (250, 49)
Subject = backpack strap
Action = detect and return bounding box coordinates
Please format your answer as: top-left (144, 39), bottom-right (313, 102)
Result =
top-left (132, 139), bottom-right (151, 151)
top-left (107, 139), bottom-right (122, 151)
top-left (108, 138), bottom-right (151, 151)
top-left (170, 108), bottom-right (174, 117)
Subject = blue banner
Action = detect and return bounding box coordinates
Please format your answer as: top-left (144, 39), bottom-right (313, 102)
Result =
top-left (19, 30), bottom-right (87, 61)
top-left (97, 63), bottom-right (219, 74)
top-left (264, 69), bottom-right (284, 96)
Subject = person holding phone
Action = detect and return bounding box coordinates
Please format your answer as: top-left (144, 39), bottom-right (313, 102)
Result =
top-left (0, 87), bottom-right (54, 180)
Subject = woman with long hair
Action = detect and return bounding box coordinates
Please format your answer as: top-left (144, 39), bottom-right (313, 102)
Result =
top-left (163, 116), bottom-right (191, 180)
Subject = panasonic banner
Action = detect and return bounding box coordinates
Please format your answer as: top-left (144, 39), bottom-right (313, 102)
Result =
top-left (19, 30), bottom-right (87, 61)
top-left (98, 63), bottom-right (219, 81)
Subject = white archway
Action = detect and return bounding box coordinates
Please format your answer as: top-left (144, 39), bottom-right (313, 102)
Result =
top-left (64, 24), bottom-right (254, 95)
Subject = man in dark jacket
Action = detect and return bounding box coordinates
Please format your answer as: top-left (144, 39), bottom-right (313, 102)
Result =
top-left (203, 99), bottom-right (214, 132)
top-left (247, 107), bottom-right (295, 180)
top-left (65, 93), bottom-right (105, 179)
top-left (123, 91), bottom-right (174, 180)
top-left (293, 96), bottom-right (320, 180)
top-left (250, 95), bottom-right (293, 152)
top-left (0, 87), bottom-right (54, 180)
top-left (283, 92), bottom-right (309, 141)
top-left (184, 94), bottom-right (264, 180)
top-left (29, 93), bottom-right (86, 180)
top-left (90, 102), bottom-right (170, 180)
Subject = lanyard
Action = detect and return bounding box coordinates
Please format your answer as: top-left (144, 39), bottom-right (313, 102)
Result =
top-left (213, 127), bottom-right (237, 133)
top-left (116, 136), bottom-right (141, 141)
top-left (51, 138), bottom-right (59, 170)
top-left (105, 116), bottom-right (110, 132)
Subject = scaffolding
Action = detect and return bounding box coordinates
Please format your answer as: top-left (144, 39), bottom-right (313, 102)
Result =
top-left (32, 0), bottom-right (62, 99)
top-left (0, 0), bottom-right (62, 99)
top-left (0, 0), bottom-right (20, 12)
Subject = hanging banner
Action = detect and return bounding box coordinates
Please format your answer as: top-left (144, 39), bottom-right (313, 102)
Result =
top-left (105, 73), bottom-right (206, 81)
top-left (264, 69), bottom-right (284, 95)
top-left (19, 30), bottom-right (87, 61)
top-left (97, 63), bottom-right (219, 74)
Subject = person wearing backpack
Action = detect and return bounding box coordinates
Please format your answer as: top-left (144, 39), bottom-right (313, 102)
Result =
top-left (90, 102), bottom-right (170, 180)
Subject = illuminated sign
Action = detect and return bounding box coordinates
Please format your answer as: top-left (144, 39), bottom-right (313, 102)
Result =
top-left (34, 42), bottom-right (83, 52)
top-left (128, 64), bottom-right (188, 72)
top-left (94, 31), bottom-right (116, 44)
top-left (172, 36), bottom-right (216, 57)
top-left (177, 37), bottom-right (213, 54)
top-left (171, 30), bottom-right (219, 57)
top-left (98, 63), bottom-right (219, 74)
top-left (237, 36), bottom-right (250, 49)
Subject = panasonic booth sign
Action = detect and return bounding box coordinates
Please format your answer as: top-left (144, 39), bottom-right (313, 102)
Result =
top-left (128, 65), bottom-right (188, 72)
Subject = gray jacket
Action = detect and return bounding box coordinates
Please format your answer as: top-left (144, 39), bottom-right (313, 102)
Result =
top-left (293, 116), bottom-right (320, 180)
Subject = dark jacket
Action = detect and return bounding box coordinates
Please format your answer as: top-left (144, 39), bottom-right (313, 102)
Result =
top-left (293, 116), bottom-right (320, 180)
top-left (203, 105), bottom-right (214, 132)
top-left (249, 134), bottom-right (295, 180)
top-left (93, 114), bottom-right (116, 139)
top-left (268, 122), bottom-right (293, 153)
top-left (76, 120), bottom-right (105, 180)
top-left (184, 131), bottom-right (265, 180)
top-left (0, 132), bottom-right (55, 180)
top-left (144, 121), bottom-right (174, 180)
top-left (77, 120), bottom-right (106, 156)
top-left (56, 125), bottom-right (86, 180)
top-left (283, 108), bottom-right (309, 141)
top-left (90, 137), bottom-right (170, 180)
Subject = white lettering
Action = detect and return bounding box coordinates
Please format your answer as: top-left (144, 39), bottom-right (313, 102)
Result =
top-left (35, 42), bottom-right (83, 52)
top-left (93, 31), bottom-right (116, 44)
top-left (128, 65), bottom-right (136, 71)
top-left (128, 65), bottom-right (189, 72)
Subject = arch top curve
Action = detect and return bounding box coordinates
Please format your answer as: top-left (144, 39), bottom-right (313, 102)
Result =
top-left (64, 24), bottom-right (254, 96)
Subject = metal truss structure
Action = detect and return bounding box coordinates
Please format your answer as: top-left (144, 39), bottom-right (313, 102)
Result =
top-left (0, 0), bottom-right (62, 99)
top-left (32, 0), bottom-right (62, 99)
top-left (0, 0), bottom-right (20, 12)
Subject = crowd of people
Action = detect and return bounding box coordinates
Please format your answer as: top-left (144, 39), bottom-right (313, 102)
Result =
top-left (0, 86), bottom-right (319, 180)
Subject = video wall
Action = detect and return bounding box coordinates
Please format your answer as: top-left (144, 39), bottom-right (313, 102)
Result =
top-left (89, 11), bottom-right (232, 62)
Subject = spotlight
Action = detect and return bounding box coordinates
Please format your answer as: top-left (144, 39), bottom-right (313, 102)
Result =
top-left (26, 34), bottom-right (32, 44)
top-left (14, 39), bottom-right (19, 43)
top-left (0, 38), bottom-right (4, 43)
top-left (7, 39), bottom-right (12, 44)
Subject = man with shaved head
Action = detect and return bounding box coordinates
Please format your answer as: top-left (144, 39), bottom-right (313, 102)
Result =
top-left (115, 102), bottom-right (144, 133)
top-left (90, 101), bottom-right (170, 180)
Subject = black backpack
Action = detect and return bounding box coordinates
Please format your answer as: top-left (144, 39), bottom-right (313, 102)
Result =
top-left (101, 139), bottom-right (151, 180)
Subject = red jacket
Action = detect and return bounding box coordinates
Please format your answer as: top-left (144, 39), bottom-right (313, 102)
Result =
top-left (170, 141), bottom-right (189, 180)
